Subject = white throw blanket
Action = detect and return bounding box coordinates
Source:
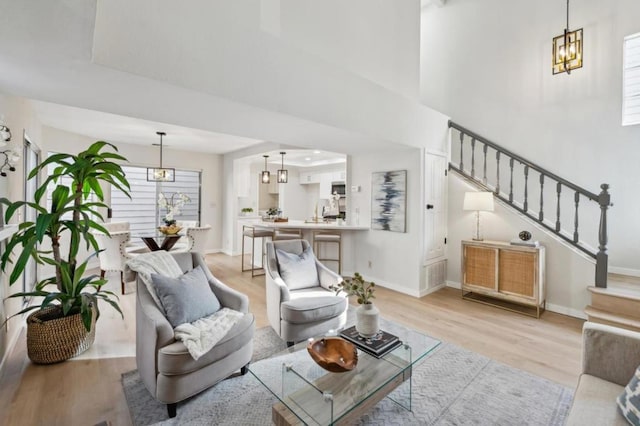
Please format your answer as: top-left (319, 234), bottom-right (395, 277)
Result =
top-left (127, 251), bottom-right (184, 309)
top-left (174, 308), bottom-right (244, 360)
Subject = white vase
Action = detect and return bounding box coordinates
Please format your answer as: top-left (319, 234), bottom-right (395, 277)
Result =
top-left (355, 303), bottom-right (379, 338)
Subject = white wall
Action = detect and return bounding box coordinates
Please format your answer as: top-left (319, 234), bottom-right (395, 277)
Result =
top-left (275, 0), bottom-right (421, 100)
top-left (421, 0), bottom-right (640, 274)
top-left (42, 127), bottom-right (224, 252)
top-left (348, 147), bottom-right (423, 296)
top-left (0, 94), bottom-right (42, 374)
top-left (447, 174), bottom-right (593, 318)
top-left (278, 166), bottom-right (309, 221)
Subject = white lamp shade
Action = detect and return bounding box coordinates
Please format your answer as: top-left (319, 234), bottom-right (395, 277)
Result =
top-left (463, 192), bottom-right (494, 212)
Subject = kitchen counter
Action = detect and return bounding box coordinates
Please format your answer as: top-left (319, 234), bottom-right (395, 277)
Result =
top-left (254, 220), bottom-right (368, 231)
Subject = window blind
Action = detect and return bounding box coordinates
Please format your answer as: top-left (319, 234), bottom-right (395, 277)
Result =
top-left (111, 166), bottom-right (201, 234)
top-left (623, 33), bottom-right (640, 126)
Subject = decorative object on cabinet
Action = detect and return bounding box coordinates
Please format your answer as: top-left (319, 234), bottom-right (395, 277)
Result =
top-left (277, 151), bottom-right (288, 183)
top-left (261, 154), bottom-right (270, 184)
top-left (519, 230), bottom-right (532, 241)
top-left (552, 0), bottom-right (583, 75)
top-left (371, 170), bottom-right (406, 233)
top-left (240, 207), bottom-right (253, 216)
top-left (461, 240), bottom-right (545, 318)
top-left (147, 131), bottom-right (175, 182)
top-left (463, 192), bottom-right (494, 241)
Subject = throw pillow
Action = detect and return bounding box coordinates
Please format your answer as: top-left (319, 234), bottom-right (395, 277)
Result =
top-left (617, 365), bottom-right (640, 426)
top-left (276, 245), bottom-right (319, 290)
top-left (151, 266), bottom-right (221, 328)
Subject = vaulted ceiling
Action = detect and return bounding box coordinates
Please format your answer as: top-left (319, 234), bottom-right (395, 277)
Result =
top-left (0, 0), bottom-right (437, 154)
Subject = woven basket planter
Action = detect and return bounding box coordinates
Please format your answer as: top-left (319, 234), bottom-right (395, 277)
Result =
top-left (26, 304), bottom-right (97, 364)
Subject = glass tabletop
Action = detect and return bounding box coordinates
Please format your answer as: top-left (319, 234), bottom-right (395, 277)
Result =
top-left (249, 319), bottom-right (440, 425)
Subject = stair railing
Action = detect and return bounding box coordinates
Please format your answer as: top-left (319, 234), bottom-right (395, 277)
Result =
top-left (448, 120), bottom-right (612, 288)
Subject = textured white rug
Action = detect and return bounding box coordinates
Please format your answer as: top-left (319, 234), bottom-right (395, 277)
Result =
top-left (122, 325), bottom-right (573, 426)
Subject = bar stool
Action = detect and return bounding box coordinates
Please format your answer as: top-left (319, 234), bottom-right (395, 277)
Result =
top-left (273, 228), bottom-right (303, 241)
top-left (242, 225), bottom-right (274, 277)
top-left (312, 230), bottom-right (342, 274)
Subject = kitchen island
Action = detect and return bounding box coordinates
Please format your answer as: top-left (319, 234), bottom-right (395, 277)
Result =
top-left (245, 220), bottom-right (369, 275)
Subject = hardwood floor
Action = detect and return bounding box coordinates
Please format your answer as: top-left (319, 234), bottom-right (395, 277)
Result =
top-left (0, 253), bottom-right (584, 425)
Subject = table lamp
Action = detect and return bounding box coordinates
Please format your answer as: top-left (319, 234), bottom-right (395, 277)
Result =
top-left (463, 192), bottom-right (494, 241)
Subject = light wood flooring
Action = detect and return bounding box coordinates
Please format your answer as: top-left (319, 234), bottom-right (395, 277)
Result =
top-left (0, 253), bottom-right (584, 426)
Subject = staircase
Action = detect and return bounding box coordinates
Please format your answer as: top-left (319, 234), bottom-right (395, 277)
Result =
top-left (586, 274), bottom-right (640, 332)
top-left (447, 121), bottom-right (640, 327)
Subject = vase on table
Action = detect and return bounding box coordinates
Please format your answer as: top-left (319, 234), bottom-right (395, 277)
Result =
top-left (355, 303), bottom-right (379, 338)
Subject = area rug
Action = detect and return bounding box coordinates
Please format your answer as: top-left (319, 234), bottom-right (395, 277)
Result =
top-left (123, 326), bottom-right (573, 426)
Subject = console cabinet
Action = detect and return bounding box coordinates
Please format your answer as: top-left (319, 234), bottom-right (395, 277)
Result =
top-left (461, 240), bottom-right (545, 317)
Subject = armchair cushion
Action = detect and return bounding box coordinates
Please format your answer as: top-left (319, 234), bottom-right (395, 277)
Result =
top-left (158, 313), bottom-right (255, 375)
top-left (276, 245), bottom-right (319, 290)
top-left (281, 293), bottom-right (347, 323)
top-left (152, 266), bottom-right (221, 327)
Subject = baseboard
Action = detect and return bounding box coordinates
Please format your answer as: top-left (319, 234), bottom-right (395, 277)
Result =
top-left (446, 280), bottom-right (462, 289)
top-left (205, 248), bottom-right (223, 255)
top-left (609, 267), bottom-right (640, 278)
top-left (418, 283), bottom-right (446, 297)
top-left (445, 280), bottom-right (586, 319)
top-left (341, 271), bottom-right (421, 298)
top-left (0, 322), bottom-right (24, 381)
top-left (546, 303), bottom-right (588, 320)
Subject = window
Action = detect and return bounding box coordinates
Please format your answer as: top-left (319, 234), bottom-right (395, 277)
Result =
top-left (23, 136), bottom-right (39, 300)
top-left (111, 166), bottom-right (201, 234)
top-left (623, 32), bottom-right (640, 126)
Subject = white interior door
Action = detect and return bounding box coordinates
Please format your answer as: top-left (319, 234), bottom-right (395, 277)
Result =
top-left (424, 151), bottom-right (448, 263)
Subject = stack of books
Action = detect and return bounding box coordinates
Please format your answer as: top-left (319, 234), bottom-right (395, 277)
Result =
top-left (510, 239), bottom-right (540, 247)
top-left (339, 326), bottom-right (403, 358)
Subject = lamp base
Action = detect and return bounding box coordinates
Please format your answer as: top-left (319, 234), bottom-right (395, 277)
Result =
top-left (472, 237), bottom-right (484, 241)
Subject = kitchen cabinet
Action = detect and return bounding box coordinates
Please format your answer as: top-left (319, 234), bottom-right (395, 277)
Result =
top-left (299, 172), bottom-right (320, 184)
top-left (461, 240), bottom-right (545, 318)
top-left (319, 173), bottom-right (333, 199)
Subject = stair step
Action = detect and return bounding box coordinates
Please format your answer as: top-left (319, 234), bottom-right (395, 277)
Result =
top-left (589, 285), bottom-right (640, 301)
top-left (585, 306), bottom-right (640, 333)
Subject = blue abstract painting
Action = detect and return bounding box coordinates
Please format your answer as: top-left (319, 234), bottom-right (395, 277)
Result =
top-left (371, 170), bottom-right (406, 232)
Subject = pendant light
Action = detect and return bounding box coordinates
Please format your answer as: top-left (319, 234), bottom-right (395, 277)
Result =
top-left (552, 0), bottom-right (583, 75)
top-left (147, 131), bottom-right (175, 182)
top-left (277, 151), bottom-right (288, 183)
top-left (261, 155), bottom-right (270, 184)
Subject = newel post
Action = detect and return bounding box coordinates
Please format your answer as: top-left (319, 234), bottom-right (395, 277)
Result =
top-left (595, 184), bottom-right (611, 288)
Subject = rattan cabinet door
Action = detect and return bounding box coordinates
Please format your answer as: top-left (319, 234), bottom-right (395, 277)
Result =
top-left (498, 250), bottom-right (536, 299)
top-left (463, 245), bottom-right (498, 290)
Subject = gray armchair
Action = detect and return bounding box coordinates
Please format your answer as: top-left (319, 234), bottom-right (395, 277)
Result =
top-left (265, 239), bottom-right (348, 346)
top-left (136, 252), bottom-right (254, 418)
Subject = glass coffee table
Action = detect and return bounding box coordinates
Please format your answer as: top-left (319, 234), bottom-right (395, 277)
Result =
top-left (249, 321), bottom-right (440, 425)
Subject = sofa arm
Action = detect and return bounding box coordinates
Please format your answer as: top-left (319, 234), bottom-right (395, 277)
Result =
top-left (316, 260), bottom-right (343, 291)
top-left (582, 322), bottom-right (640, 386)
top-left (210, 276), bottom-right (249, 313)
top-left (136, 280), bottom-right (175, 395)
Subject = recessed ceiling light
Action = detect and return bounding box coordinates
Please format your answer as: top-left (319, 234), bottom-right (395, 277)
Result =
top-left (305, 157), bottom-right (311, 161)
top-left (313, 150), bottom-right (321, 154)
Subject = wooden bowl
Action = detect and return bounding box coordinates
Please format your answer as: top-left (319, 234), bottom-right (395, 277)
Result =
top-left (158, 225), bottom-right (182, 235)
top-left (307, 337), bottom-right (358, 373)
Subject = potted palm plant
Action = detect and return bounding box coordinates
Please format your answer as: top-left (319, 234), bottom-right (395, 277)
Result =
top-left (0, 141), bottom-right (131, 364)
